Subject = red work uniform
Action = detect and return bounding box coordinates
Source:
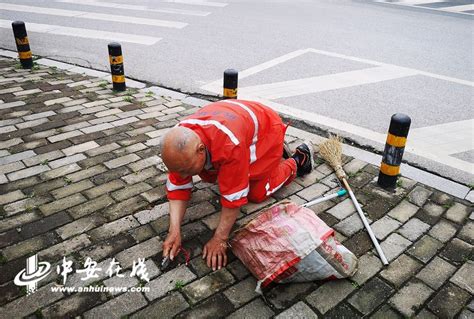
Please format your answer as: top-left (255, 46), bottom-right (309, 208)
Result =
top-left (166, 100), bottom-right (297, 208)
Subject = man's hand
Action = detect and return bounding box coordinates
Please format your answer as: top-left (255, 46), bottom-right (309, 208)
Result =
top-left (163, 230), bottom-right (181, 260)
top-left (202, 235), bottom-right (228, 271)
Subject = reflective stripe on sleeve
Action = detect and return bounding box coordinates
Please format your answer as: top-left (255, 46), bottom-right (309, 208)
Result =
top-left (166, 178), bottom-right (193, 191)
top-left (222, 185), bottom-right (249, 202)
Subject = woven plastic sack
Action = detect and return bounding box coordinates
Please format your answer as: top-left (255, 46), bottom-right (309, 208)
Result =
top-left (230, 201), bottom-right (358, 292)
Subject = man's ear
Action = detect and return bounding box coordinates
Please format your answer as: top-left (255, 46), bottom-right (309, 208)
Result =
top-left (197, 143), bottom-right (206, 154)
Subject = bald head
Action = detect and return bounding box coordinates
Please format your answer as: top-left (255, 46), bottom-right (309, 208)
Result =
top-left (161, 126), bottom-right (206, 176)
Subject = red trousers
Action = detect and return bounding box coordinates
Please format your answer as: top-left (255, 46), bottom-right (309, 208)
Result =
top-left (200, 158), bottom-right (297, 204)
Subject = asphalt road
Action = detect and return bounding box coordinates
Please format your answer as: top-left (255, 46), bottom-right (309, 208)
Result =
top-left (0, 0), bottom-right (473, 184)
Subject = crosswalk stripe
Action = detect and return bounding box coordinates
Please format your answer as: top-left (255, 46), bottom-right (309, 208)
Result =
top-left (56, 0), bottom-right (211, 17)
top-left (238, 66), bottom-right (419, 100)
top-left (164, 0), bottom-right (228, 7)
top-left (439, 4), bottom-right (474, 12)
top-left (0, 3), bottom-right (188, 29)
top-left (0, 19), bottom-right (161, 45)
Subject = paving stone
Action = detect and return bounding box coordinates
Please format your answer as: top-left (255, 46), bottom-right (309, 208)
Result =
top-left (296, 183), bottom-right (330, 201)
top-left (2, 232), bottom-right (55, 260)
top-left (104, 153), bottom-right (140, 169)
top-left (184, 201), bottom-right (217, 223)
top-left (6, 164), bottom-right (50, 181)
top-left (370, 304), bottom-right (403, 319)
top-left (445, 202), bottom-right (470, 224)
top-left (62, 141), bottom-right (99, 156)
top-left (175, 293), bottom-right (234, 319)
top-left (371, 216), bottom-right (402, 240)
top-left (0, 282), bottom-right (64, 318)
top-left (0, 161), bottom-right (25, 175)
top-left (305, 279), bottom-right (355, 314)
top-left (111, 182), bottom-right (152, 201)
top-left (408, 235), bottom-right (443, 263)
top-left (141, 186), bottom-right (166, 203)
top-left (227, 298), bottom-right (274, 319)
top-left (459, 309), bottom-right (474, 319)
top-left (379, 233), bottom-right (412, 262)
top-left (226, 259), bottom-right (250, 280)
top-left (182, 268), bottom-right (235, 304)
top-left (416, 256), bottom-right (457, 290)
top-left (134, 202), bottom-right (168, 224)
top-left (39, 193), bottom-right (87, 216)
top-left (427, 283), bottom-right (471, 318)
top-left (274, 301), bottom-right (318, 319)
top-left (458, 222), bottom-right (474, 245)
top-left (449, 261), bottom-right (474, 293)
top-left (429, 220), bottom-right (461, 244)
top-left (388, 200), bottom-right (419, 223)
top-left (83, 291), bottom-right (147, 319)
top-left (131, 292), bottom-right (188, 319)
top-left (324, 302), bottom-right (362, 318)
top-left (223, 276), bottom-right (259, 307)
top-left (40, 163), bottom-right (81, 180)
top-left (348, 277), bottom-right (394, 315)
top-left (408, 186), bottom-right (432, 207)
top-left (41, 292), bottom-right (104, 319)
top-left (272, 181), bottom-right (303, 200)
top-left (380, 254), bottom-right (423, 287)
top-left (48, 153), bottom-right (86, 169)
top-left (39, 233), bottom-right (91, 262)
top-left (262, 282), bottom-right (312, 311)
top-left (103, 195), bottom-right (148, 221)
top-left (327, 198), bottom-right (357, 220)
top-left (68, 194), bottom-right (115, 219)
top-left (351, 252), bottom-right (383, 285)
top-left (145, 265), bottom-right (196, 300)
top-left (116, 236), bottom-right (162, 269)
top-left (89, 215), bottom-right (140, 242)
top-left (389, 280), bottom-right (434, 317)
top-left (51, 179), bottom-right (94, 199)
top-left (56, 213), bottom-right (107, 239)
top-left (84, 179), bottom-right (125, 199)
top-left (398, 218), bottom-right (431, 241)
top-left (334, 212), bottom-right (369, 237)
top-left (0, 189), bottom-right (25, 205)
top-left (416, 309), bottom-right (439, 319)
top-left (343, 231), bottom-right (373, 257)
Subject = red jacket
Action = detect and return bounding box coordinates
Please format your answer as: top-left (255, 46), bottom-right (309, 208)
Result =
top-left (166, 100), bottom-right (286, 208)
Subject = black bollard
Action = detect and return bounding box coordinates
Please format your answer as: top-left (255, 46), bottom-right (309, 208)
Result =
top-left (378, 113), bottom-right (411, 189)
top-left (12, 21), bottom-right (33, 69)
top-left (108, 42), bottom-right (126, 91)
top-left (223, 69), bottom-right (238, 99)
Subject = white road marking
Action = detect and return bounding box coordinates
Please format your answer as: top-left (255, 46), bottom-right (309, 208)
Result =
top-left (0, 3), bottom-right (188, 29)
top-left (238, 66), bottom-right (419, 100)
top-left (200, 48), bottom-right (474, 174)
top-left (164, 0), bottom-right (228, 7)
top-left (0, 19), bottom-right (161, 45)
top-left (56, 0), bottom-right (211, 16)
top-left (440, 4), bottom-right (474, 13)
top-left (374, 0), bottom-right (474, 15)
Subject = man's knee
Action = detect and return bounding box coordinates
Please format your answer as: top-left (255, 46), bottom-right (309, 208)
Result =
top-left (247, 191), bottom-right (268, 204)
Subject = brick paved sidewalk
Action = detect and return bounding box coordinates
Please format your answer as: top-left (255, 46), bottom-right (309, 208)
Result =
top-left (0, 56), bottom-right (472, 318)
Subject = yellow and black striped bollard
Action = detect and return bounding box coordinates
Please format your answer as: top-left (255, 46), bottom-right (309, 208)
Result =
top-left (108, 42), bottom-right (126, 91)
top-left (378, 113), bottom-right (411, 189)
top-left (223, 69), bottom-right (238, 99)
top-left (12, 21), bottom-right (33, 69)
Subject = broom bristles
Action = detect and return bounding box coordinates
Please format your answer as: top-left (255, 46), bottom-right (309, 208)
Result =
top-left (319, 135), bottom-right (346, 180)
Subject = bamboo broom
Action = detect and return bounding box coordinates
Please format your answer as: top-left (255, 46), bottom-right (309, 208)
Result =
top-left (319, 136), bottom-right (389, 265)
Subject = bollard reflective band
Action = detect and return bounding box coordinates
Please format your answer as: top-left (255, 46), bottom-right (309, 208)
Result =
top-left (15, 37), bottom-right (29, 45)
top-left (18, 51), bottom-right (32, 59)
top-left (386, 133), bottom-right (407, 148)
top-left (109, 55), bottom-right (123, 65)
top-left (380, 162), bottom-right (400, 176)
top-left (112, 75), bottom-right (125, 83)
top-left (223, 88), bottom-right (237, 98)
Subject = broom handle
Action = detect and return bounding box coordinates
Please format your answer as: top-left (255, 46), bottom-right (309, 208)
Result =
top-left (342, 178), bottom-right (389, 265)
top-left (302, 189), bottom-right (347, 207)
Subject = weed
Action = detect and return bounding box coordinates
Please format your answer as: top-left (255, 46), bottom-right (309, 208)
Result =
top-left (14, 62), bottom-right (22, 69)
top-left (350, 280), bottom-right (360, 289)
top-left (25, 205), bottom-right (37, 212)
top-left (63, 177), bottom-right (72, 185)
top-left (126, 88), bottom-right (138, 96)
top-left (145, 91), bottom-right (154, 97)
top-left (99, 81), bottom-right (108, 88)
top-left (123, 96), bottom-right (134, 103)
top-left (40, 159), bottom-right (49, 166)
top-left (443, 201), bottom-right (454, 209)
top-left (27, 191), bottom-right (36, 199)
top-left (396, 179), bottom-right (403, 188)
top-left (468, 184), bottom-right (474, 190)
top-left (34, 309), bottom-right (44, 319)
top-left (20, 286), bottom-right (27, 296)
top-left (174, 280), bottom-right (185, 290)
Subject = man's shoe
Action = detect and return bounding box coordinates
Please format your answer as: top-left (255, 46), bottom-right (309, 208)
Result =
top-left (292, 141), bottom-right (314, 177)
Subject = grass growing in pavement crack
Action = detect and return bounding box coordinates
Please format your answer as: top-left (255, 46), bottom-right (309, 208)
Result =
top-left (99, 81), bottom-right (108, 88)
top-left (123, 96), bottom-right (134, 103)
top-left (174, 280), bottom-right (185, 290)
top-left (145, 91), bottom-right (154, 97)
